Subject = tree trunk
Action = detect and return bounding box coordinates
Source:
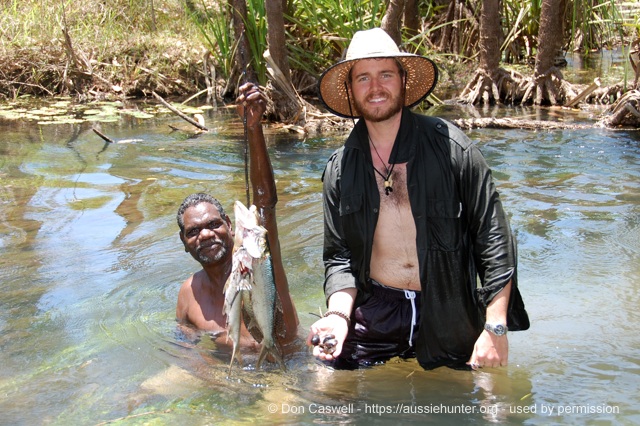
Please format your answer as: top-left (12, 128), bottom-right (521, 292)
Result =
top-left (265, 0), bottom-right (291, 83)
top-left (230, 0), bottom-right (256, 89)
top-left (532, 0), bottom-right (566, 105)
top-left (404, 0), bottom-right (420, 38)
top-left (458, 0), bottom-right (511, 105)
top-left (479, 0), bottom-right (501, 73)
top-left (381, 0), bottom-right (406, 45)
top-left (535, 0), bottom-right (564, 76)
top-left (630, 38), bottom-right (640, 89)
top-left (437, 0), bottom-right (478, 58)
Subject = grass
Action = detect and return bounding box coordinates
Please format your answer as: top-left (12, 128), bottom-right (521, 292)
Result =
top-left (0, 0), bottom-right (205, 99)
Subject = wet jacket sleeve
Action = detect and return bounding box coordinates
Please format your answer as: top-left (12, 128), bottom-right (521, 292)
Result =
top-left (457, 135), bottom-right (517, 308)
top-left (322, 149), bottom-right (358, 303)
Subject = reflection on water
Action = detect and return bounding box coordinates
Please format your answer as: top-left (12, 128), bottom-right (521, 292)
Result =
top-left (0, 106), bottom-right (638, 425)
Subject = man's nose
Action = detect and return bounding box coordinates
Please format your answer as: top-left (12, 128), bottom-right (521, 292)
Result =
top-left (198, 227), bottom-right (216, 239)
top-left (370, 75), bottom-right (384, 89)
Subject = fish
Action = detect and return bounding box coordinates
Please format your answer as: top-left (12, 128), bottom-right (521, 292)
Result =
top-left (223, 245), bottom-right (252, 374)
top-left (223, 201), bottom-right (285, 372)
top-left (247, 242), bottom-right (285, 370)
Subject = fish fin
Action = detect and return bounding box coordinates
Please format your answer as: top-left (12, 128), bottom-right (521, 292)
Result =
top-left (255, 343), bottom-right (286, 371)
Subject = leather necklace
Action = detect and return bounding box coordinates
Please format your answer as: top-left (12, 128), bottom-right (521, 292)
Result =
top-left (368, 135), bottom-right (396, 195)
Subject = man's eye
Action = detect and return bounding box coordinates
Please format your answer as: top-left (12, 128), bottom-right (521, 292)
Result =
top-left (207, 221), bottom-right (222, 230)
top-left (187, 228), bottom-right (200, 238)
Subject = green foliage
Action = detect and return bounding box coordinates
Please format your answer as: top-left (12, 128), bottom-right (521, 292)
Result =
top-left (187, 0), bottom-right (389, 83)
top-left (284, 0), bottom-right (386, 78)
top-left (499, 0), bottom-right (638, 62)
top-left (186, 1), bottom-right (235, 81)
top-left (184, 0), bottom-right (268, 85)
top-left (245, 0), bottom-right (268, 85)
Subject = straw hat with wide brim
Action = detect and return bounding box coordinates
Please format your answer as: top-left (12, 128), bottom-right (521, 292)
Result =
top-left (318, 28), bottom-right (438, 119)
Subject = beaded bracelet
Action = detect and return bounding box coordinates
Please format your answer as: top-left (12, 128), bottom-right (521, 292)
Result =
top-left (323, 310), bottom-right (351, 327)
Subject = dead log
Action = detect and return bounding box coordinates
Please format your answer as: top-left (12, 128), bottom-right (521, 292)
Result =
top-left (93, 128), bottom-right (115, 143)
top-left (565, 78), bottom-right (601, 108)
top-left (452, 117), bottom-right (591, 130)
top-left (152, 91), bottom-right (209, 131)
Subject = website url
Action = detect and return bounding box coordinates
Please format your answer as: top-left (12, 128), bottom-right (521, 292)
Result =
top-left (364, 403), bottom-right (497, 416)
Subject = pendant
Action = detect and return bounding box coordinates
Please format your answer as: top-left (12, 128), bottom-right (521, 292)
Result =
top-left (384, 178), bottom-right (393, 195)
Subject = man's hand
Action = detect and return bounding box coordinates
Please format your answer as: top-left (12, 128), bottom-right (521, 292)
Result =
top-left (237, 82), bottom-right (267, 129)
top-left (467, 330), bottom-right (508, 369)
top-left (468, 280), bottom-right (512, 369)
top-left (307, 314), bottom-right (350, 361)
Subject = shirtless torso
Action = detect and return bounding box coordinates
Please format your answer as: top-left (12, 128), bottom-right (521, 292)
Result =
top-left (176, 268), bottom-right (259, 348)
top-left (369, 162), bottom-right (420, 291)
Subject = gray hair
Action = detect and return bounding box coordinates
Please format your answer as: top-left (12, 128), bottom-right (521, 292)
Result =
top-left (176, 193), bottom-right (227, 233)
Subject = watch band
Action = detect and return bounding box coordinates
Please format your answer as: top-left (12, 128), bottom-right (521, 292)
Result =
top-left (484, 323), bottom-right (508, 336)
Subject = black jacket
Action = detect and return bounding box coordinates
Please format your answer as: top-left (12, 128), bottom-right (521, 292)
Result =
top-left (322, 108), bottom-right (529, 369)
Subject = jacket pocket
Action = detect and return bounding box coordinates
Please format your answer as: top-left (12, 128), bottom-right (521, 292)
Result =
top-left (426, 198), bottom-right (462, 251)
top-left (340, 193), bottom-right (363, 216)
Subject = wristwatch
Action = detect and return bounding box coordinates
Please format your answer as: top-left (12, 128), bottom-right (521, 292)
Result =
top-left (484, 323), bottom-right (508, 336)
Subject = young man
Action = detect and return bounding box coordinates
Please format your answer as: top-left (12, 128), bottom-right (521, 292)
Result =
top-left (308, 28), bottom-right (529, 370)
top-left (176, 83), bottom-right (298, 349)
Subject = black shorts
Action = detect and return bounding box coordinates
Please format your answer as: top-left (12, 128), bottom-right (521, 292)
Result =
top-left (333, 279), bottom-right (421, 369)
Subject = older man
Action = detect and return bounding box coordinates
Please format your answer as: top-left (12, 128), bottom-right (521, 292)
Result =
top-left (176, 83), bottom-right (298, 349)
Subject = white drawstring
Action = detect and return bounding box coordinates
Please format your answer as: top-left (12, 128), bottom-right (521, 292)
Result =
top-left (404, 290), bottom-right (417, 347)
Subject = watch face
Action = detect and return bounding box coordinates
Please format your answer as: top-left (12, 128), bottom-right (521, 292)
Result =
top-left (485, 323), bottom-right (507, 335)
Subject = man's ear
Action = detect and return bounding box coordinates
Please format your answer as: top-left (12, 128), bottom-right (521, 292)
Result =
top-left (225, 215), bottom-right (234, 237)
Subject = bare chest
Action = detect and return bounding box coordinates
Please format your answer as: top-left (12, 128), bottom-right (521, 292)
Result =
top-left (370, 164), bottom-right (420, 289)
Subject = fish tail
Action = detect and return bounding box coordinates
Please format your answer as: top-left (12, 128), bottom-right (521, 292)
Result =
top-left (255, 342), bottom-right (286, 371)
top-left (228, 344), bottom-right (243, 375)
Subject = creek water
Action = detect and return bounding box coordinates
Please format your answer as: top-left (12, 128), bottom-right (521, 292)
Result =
top-left (0, 99), bottom-right (638, 425)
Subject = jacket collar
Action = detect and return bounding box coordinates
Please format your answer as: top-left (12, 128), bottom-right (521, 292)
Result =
top-left (345, 107), bottom-right (416, 164)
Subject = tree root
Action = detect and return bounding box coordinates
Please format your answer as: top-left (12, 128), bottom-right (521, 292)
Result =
top-left (459, 68), bottom-right (523, 104)
top-left (599, 89), bottom-right (640, 127)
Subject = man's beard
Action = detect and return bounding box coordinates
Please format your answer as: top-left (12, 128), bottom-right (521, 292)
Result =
top-left (354, 87), bottom-right (405, 122)
top-left (196, 240), bottom-right (228, 264)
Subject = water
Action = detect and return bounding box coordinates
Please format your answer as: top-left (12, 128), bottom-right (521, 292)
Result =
top-left (0, 104), bottom-right (638, 425)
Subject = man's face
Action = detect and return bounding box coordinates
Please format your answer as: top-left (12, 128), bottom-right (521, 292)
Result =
top-left (180, 202), bottom-right (233, 265)
top-left (349, 58), bottom-right (405, 122)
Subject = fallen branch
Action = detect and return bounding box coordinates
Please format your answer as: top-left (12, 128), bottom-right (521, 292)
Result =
top-left (152, 91), bottom-right (209, 131)
top-left (93, 128), bottom-right (115, 143)
top-left (453, 117), bottom-right (591, 130)
top-left (92, 128), bottom-right (143, 144)
top-left (565, 78), bottom-right (601, 108)
top-left (0, 79), bottom-right (54, 96)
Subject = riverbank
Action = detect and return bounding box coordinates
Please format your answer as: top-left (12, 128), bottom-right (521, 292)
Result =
top-left (1, 1), bottom-right (480, 106)
top-left (3, 1), bottom-right (638, 130)
top-left (0, 1), bottom-right (207, 101)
